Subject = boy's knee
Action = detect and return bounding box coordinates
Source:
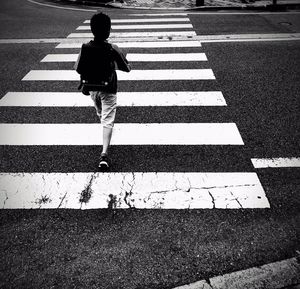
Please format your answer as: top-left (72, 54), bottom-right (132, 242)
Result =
top-left (101, 110), bottom-right (116, 128)
top-left (102, 123), bottom-right (114, 129)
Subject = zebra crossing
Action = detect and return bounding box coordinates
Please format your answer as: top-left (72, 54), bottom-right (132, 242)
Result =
top-left (41, 53), bottom-right (208, 62)
top-left (0, 91), bottom-right (226, 106)
top-left (56, 40), bottom-right (203, 48)
top-left (22, 69), bottom-right (215, 81)
top-left (0, 123), bottom-right (244, 145)
top-left (0, 13), bottom-right (270, 209)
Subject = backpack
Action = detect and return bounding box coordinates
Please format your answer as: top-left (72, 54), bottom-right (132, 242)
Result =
top-left (76, 41), bottom-right (115, 95)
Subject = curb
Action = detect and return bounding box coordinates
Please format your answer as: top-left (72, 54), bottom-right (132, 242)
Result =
top-left (107, 2), bottom-right (189, 9)
top-left (111, 2), bottom-right (300, 11)
top-left (172, 257), bottom-right (300, 289)
top-left (187, 3), bottom-right (300, 11)
top-left (50, 0), bottom-right (300, 11)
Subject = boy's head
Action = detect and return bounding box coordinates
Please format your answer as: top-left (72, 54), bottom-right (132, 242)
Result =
top-left (90, 12), bottom-right (111, 40)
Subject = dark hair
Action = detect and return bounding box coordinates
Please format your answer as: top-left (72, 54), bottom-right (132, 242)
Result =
top-left (90, 13), bottom-right (111, 40)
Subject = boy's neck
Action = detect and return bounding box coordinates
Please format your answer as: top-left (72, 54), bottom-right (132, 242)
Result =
top-left (94, 38), bottom-right (108, 43)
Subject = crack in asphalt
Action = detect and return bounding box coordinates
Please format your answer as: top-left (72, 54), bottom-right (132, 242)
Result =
top-left (57, 192), bottom-right (68, 209)
top-left (208, 190), bottom-right (216, 209)
top-left (79, 173), bottom-right (96, 207)
top-left (2, 190), bottom-right (9, 209)
top-left (123, 172), bottom-right (136, 208)
top-left (230, 190), bottom-right (243, 208)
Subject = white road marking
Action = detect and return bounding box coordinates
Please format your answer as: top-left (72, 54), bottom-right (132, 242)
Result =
top-left (56, 40), bottom-right (202, 48)
top-left (77, 24), bottom-right (193, 30)
top-left (41, 54), bottom-right (78, 62)
top-left (251, 157), bottom-right (300, 168)
top-left (196, 33), bottom-right (300, 43)
top-left (1, 34), bottom-right (299, 45)
top-left (22, 70), bottom-right (78, 81)
top-left (174, 257), bottom-right (299, 289)
top-left (0, 38), bottom-right (68, 44)
top-left (67, 31), bottom-right (196, 38)
top-left (41, 53), bottom-right (207, 62)
top-left (127, 53), bottom-right (207, 61)
top-left (127, 13), bottom-right (188, 16)
top-left (22, 69), bottom-right (215, 81)
top-left (84, 18), bottom-right (190, 23)
top-left (200, 37), bottom-right (300, 43)
top-left (0, 92), bottom-right (91, 107)
top-left (115, 40), bottom-right (200, 48)
top-left (0, 172), bottom-right (269, 209)
top-left (0, 123), bottom-right (244, 145)
top-left (0, 91), bottom-right (226, 107)
top-left (187, 11), bottom-right (300, 15)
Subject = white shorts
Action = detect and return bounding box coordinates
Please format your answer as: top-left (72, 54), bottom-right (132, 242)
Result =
top-left (90, 91), bottom-right (117, 129)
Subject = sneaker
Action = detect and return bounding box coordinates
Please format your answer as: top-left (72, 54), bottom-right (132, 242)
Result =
top-left (99, 153), bottom-right (110, 170)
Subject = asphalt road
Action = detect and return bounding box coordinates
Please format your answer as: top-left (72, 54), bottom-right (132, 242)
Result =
top-left (0, 0), bottom-right (299, 288)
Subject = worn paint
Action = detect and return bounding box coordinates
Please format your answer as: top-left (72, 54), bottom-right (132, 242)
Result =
top-left (0, 172), bottom-right (270, 209)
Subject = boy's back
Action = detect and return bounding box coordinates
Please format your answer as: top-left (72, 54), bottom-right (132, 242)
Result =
top-left (75, 39), bottom-right (130, 94)
top-left (76, 41), bottom-right (114, 84)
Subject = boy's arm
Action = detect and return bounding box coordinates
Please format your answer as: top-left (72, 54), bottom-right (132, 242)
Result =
top-left (74, 50), bottom-right (81, 72)
top-left (111, 44), bottom-right (131, 72)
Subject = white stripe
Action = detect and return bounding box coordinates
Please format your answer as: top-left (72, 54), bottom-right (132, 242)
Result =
top-left (188, 11), bottom-right (300, 15)
top-left (0, 123), bottom-right (244, 145)
top-left (251, 157), bottom-right (300, 168)
top-left (196, 33), bottom-right (300, 43)
top-left (126, 53), bottom-right (207, 62)
top-left (3, 34), bottom-right (298, 45)
top-left (200, 37), bottom-right (300, 43)
top-left (0, 92), bottom-right (91, 107)
top-left (0, 92), bottom-right (226, 107)
top-left (126, 13), bottom-right (188, 16)
top-left (77, 24), bottom-right (193, 30)
top-left (84, 18), bottom-right (190, 23)
top-left (41, 54), bottom-right (78, 62)
top-left (56, 40), bottom-right (202, 49)
top-left (0, 172), bottom-right (269, 209)
top-left (22, 69), bottom-right (215, 81)
top-left (0, 38), bottom-right (67, 44)
top-left (41, 53), bottom-right (207, 62)
top-left (67, 31), bottom-right (196, 38)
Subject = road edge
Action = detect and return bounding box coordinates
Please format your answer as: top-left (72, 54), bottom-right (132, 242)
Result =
top-left (28, 0), bottom-right (300, 11)
top-left (173, 256), bottom-right (300, 289)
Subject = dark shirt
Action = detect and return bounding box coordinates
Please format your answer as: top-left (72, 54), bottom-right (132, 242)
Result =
top-left (75, 40), bottom-right (131, 94)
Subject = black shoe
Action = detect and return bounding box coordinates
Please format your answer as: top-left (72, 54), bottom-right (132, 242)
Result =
top-left (99, 154), bottom-right (110, 170)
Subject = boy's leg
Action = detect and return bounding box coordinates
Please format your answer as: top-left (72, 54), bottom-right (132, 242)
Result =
top-left (99, 93), bottom-right (117, 168)
top-left (102, 127), bottom-right (113, 155)
top-left (91, 91), bottom-right (115, 154)
top-left (90, 91), bottom-right (102, 118)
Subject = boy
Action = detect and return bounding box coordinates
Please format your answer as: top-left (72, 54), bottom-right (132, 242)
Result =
top-left (75, 12), bottom-right (131, 170)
